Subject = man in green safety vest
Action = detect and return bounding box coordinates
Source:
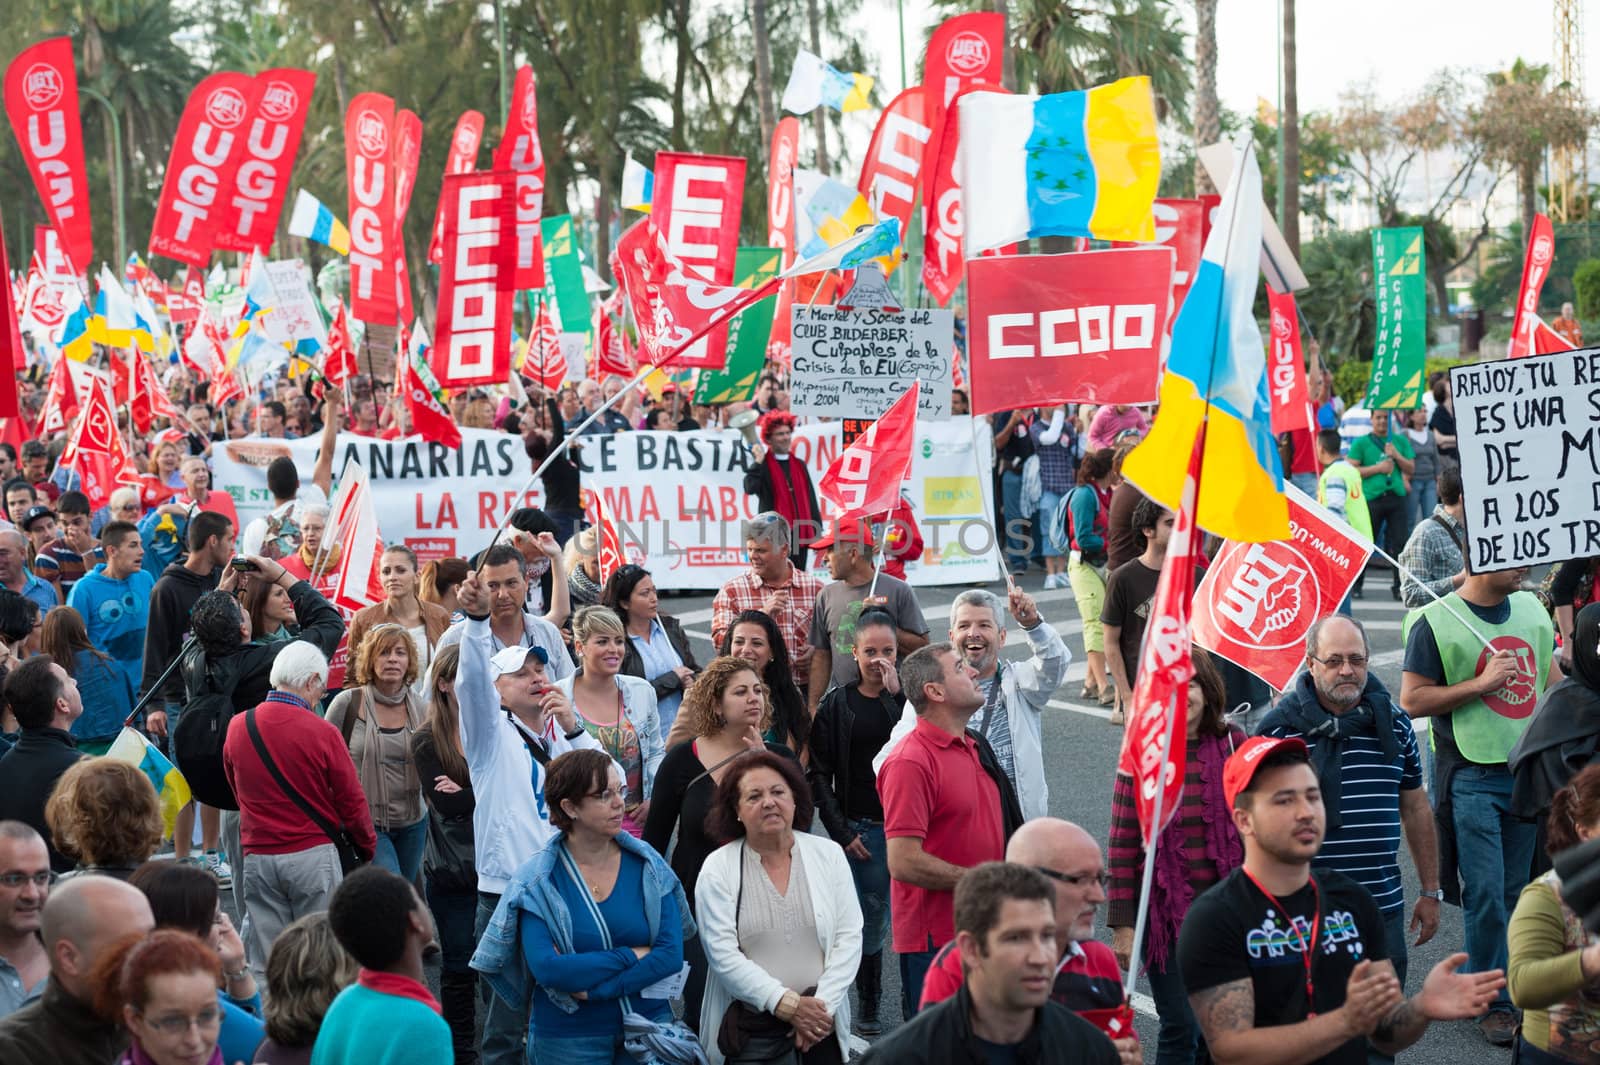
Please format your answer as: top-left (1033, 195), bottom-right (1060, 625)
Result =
top-left (1399, 563), bottom-right (1557, 1048)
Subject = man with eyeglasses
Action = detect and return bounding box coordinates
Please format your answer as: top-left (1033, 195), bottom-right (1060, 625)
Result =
top-left (917, 818), bottom-right (1140, 1065)
top-left (1258, 615), bottom-right (1437, 1061)
top-left (0, 873), bottom-right (154, 1064)
top-left (0, 822), bottom-right (51, 1019)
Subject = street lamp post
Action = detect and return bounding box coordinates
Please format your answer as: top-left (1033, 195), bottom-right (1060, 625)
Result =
top-left (80, 86), bottom-right (126, 268)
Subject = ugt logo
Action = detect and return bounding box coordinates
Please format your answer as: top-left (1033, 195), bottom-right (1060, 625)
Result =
top-left (1212, 543), bottom-right (1320, 650)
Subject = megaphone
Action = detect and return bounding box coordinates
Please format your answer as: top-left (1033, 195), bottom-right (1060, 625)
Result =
top-left (730, 409), bottom-right (762, 448)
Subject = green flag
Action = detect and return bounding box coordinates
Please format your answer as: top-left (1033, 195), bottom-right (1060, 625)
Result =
top-left (1366, 226), bottom-right (1426, 410)
top-left (540, 215), bottom-right (589, 333)
top-left (696, 247), bottom-right (782, 404)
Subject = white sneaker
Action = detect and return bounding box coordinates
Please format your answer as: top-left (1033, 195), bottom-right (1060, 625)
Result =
top-left (1044, 573), bottom-right (1063, 590)
top-left (204, 850), bottom-right (232, 888)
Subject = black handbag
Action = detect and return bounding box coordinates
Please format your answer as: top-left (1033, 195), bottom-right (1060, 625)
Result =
top-left (245, 710), bottom-right (366, 874)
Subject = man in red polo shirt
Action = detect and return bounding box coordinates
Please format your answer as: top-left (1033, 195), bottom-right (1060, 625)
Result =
top-left (880, 641), bottom-right (1021, 1020)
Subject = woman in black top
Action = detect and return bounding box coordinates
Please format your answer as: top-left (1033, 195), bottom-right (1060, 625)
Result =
top-left (643, 655), bottom-right (796, 1033)
top-left (806, 610), bottom-right (905, 1035)
top-left (520, 394), bottom-right (584, 543)
top-left (409, 643), bottom-right (477, 1065)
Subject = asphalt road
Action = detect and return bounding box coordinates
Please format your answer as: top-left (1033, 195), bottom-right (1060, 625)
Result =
top-left (653, 565), bottom-right (1500, 1064)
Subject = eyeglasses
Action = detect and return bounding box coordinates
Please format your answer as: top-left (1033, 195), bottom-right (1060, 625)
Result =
top-left (139, 1006), bottom-right (223, 1036)
top-left (586, 788), bottom-right (625, 804)
top-left (0, 871), bottom-right (54, 889)
top-left (1032, 866), bottom-right (1109, 889)
top-left (1309, 654), bottom-right (1368, 670)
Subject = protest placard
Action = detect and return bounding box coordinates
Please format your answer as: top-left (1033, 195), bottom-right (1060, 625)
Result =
top-left (789, 305), bottom-right (953, 418)
top-left (1449, 349), bottom-right (1600, 571)
top-left (260, 259), bottom-right (328, 352)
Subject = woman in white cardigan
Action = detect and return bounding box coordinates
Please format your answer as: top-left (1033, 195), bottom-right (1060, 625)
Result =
top-left (556, 606), bottom-right (664, 837)
top-left (695, 750), bottom-right (862, 1065)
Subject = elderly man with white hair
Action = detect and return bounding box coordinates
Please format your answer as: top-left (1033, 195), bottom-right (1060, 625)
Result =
top-left (876, 586), bottom-right (1070, 820)
top-left (222, 641), bottom-right (377, 975)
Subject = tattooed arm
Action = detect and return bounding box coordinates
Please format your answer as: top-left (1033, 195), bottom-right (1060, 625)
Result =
top-left (1190, 966), bottom-right (1400, 1065)
top-left (1373, 953), bottom-right (1507, 1055)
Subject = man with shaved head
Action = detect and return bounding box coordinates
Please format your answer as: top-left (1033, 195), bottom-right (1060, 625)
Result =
top-left (918, 818), bottom-right (1140, 1065)
top-left (0, 873), bottom-right (154, 1064)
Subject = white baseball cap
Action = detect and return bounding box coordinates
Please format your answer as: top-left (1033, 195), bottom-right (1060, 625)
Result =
top-left (490, 644), bottom-right (551, 678)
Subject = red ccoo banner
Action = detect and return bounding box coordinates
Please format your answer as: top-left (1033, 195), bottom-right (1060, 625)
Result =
top-left (151, 73), bottom-right (261, 267)
top-left (4, 38), bottom-right (92, 275)
top-left (214, 68), bottom-right (316, 253)
top-left (652, 151), bottom-right (746, 369)
top-left (966, 248), bottom-right (1173, 415)
top-left (345, 93), bottom-right (398, 326)
top-left (428, 110), bottom-right (485, 264)
top-left (432, 171), bottom-right (519, 388)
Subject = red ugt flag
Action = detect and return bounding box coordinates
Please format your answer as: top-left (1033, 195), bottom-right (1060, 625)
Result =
top-left (1508, 213), bottom-right (1555, 360)
top-left (590, 488), bottom-right (625, 586)
top-left (1117, 438), bottom-right (1202, 845)
top-left (819, 387), bottom-right (919, 517)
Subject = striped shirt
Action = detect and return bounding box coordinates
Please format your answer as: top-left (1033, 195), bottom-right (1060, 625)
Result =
top-left (970, 671), bottom-right (1015, 785)
top-left (1107, 745), bottom-right (1227, 928)
top-left (1256, 701), bottom-right (1423, 913)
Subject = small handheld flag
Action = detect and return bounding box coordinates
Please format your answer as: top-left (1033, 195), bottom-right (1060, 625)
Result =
top-left (107, 727), bottom-right (192, 840)
top-left (287, 189), bottom-right (351, 255)
top-left (782, 50), bottom-right (874, 114)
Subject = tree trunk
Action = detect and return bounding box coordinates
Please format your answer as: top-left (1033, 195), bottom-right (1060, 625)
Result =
top-left (805, 0), bottom-right (828, 173)
top-left (751, 0), bottom-right (776, 153)
top-left (596, 157), bottom-right (615, 284)
top-left (671, 0), bottom-right (691, 150)
top-left (1281, 0), bottom-right (1299, 258)
top-left (992, 0), bottom-right (1016, 91)
top-left (1520, 162), bottom-right (1538, 249)
top-left (100, 104), bottom-right (123, 267)
top-left (1193, 0), bottom-right (1220, 196)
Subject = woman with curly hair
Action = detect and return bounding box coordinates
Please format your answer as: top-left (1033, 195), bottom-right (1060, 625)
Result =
top-left (324, 623), bottom-right (428, 882)
top-left (46, 759), bottom-right (165, 880)
top-left (252, 913), bottom-right (358, 1065)
top-left (666, 609), bottom-right (809, 755)
top-left (742, 411), bottom-right (822, 569)
top-left (643, 655), bottom-right (800, 1032)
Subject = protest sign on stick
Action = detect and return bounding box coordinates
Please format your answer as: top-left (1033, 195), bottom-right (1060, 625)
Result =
top-left (789, 306), bottom-right (952, 418)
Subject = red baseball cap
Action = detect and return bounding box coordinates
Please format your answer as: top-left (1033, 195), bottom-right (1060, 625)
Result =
top-left (810, 515), bottom-right (875, 550)
top-left (1222, 736), bottom-right (1309, 810)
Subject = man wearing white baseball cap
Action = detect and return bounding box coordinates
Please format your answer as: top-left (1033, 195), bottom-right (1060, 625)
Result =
top-left (1177, 736), bottom-right (1504, 1065)
top-left (454, 571), bottom-right (606, 1065)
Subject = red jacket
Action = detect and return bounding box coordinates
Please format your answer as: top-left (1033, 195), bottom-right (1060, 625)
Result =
top-left (920, 936), bottom-right (1135, 1042)
top-left (222, 696), bottom-right (378, 859)
top-left (881, 498), bottom-right (924, 581)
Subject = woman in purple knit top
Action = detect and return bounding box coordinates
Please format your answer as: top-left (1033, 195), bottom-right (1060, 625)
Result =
top-left (1107, 647), bottom-right (1244, 1065)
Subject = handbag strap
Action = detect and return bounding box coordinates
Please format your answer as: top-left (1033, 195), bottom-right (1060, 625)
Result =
top-left (245, 710), bottom-right (345, 849)
top-left (976, 663), bottom-right (1006, 740)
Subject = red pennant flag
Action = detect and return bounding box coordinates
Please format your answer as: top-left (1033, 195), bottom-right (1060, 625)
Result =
top-left (391, 109), bottom-right (423, 326)
top-left (818, 387), bottom-right (919, 517)
top-left (494, 66), bottom-right (546, 289)
top-left (345, 93), bottom-right (399, 326)
top-left (38, 355), bottom-right (79, 436)
top-left (150, 73), bottom-right (261, 266)
top-left (111, 350), bottom-right (134, 409)
top-left (0, 413), bottom-right (31, 456)
top-left (4, 38), bottom-right (93, 274)
top-left (592, 304), bottom-right (635, 379)
top-left (1117, 439), bottom-right (1202, 845)
top-left (1533, 315), bottom-right (1572, 355)
top-left (524, 298), bottom-right (568, 390)
top-left (0, 206), bottom-right (23, 416)
top-left (399, 325), bottom-right (463, 449)
top-left (858, 87), bottom-right (930, 253)
top-left (428, 110), bottom-right (485, 264)
top-left (168, 265), bottom-right (206, 326)
top-left (135, 354), bottom-right (185, 432)
top-left (329, 459), bottom-right (386, 612)
top-left (1266, 289), bottom-right (1313, 436)
top-left (1508, 213), bottom-right (1555, 359)
top-left (322, 301), bottom-right (358, 388)
top-left (64, 377), bottom-right (139, 508)
top-left (590, 488), bottom-right (625, 586)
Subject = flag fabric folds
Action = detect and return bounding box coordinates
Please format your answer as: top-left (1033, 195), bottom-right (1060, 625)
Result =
top-left (621, 153), bottom-right (654, 213)
top-left (818, 386), bottom-right (918, 517)
top-left (107, 727), bottom-right (192, 840)
top-left (1122, 138), bottom-right (1288, 543)
top-left (287, 189), bottom-right (351, 255)
top-left (779, 219), bottom-right (901, 279)
top-left (328, 458), bottom-right (385, 613)
top-left (960, 77), bottom-right (1161, 254)
top-left (400, 324), bottom-right (462, 449)
top-left (89, 266), bottom-right (155, 352)
top-left (781, 49), bottom-right (873, 114)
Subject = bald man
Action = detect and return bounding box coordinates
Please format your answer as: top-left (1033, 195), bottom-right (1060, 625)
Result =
top-left (0, 874), bottom-right (154, 1065)
top-left (918, 818), bottom-right (1139, 1065)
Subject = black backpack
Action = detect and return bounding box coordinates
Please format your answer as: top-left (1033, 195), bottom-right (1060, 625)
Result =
top-left (171, 651), bottom-right (244, 811)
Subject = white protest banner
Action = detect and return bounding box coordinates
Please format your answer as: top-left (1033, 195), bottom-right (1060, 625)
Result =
top-left (211, 428), bottom-right (544, 564)
top-left (260, 259), bottom-right (328, 352)
top-left (213, 423), bottom-right (999, 589)
top-left (789, 305), bottom-right (953, 418)
top-left (1449, 349), bottom-right (1600, 571)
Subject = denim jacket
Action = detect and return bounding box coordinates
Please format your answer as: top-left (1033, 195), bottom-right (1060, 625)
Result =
top-left (470, 829), bottom-right (696, 1012)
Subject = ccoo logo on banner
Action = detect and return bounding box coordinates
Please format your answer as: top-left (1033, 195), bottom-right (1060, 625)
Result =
top-left (1190, 487), bottom-right (1374, 691)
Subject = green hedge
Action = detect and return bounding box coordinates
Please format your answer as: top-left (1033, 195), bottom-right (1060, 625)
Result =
top-left (1331, 356), bottom-right (1468, 406)
top-left (1575, 259), bottom-right (1600, 320)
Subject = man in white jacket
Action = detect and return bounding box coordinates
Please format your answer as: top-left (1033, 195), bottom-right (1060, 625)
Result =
top-left (455, 572), bottom-right (604, 1065)
top-left (875, 586), bottom-right (1069, 820)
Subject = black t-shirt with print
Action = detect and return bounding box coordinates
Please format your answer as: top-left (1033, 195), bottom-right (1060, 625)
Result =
top-left (1178, 867), bottom-right (1389, 1065)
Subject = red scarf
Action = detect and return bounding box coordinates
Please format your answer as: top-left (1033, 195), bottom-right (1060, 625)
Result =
top-left (764, 450), bottom-right (820, 545)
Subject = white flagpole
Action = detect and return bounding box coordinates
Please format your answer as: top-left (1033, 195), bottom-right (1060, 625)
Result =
top-left (1123, 727), bottom-right (1169, 997)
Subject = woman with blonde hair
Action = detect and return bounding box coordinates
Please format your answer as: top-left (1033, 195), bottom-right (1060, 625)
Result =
top-left (557, 605), bottom-right (663, 836)
top-left (410, 643), bottom-right (478, 1063)
top-left (418, 557), bottom-right (470, 617)
top-left (40, 604), bottom-right (134, 754)
top-left (563, 527), bottom-right (603, 608)
top-left (643, 655), bottom-right (799, 1031)
top-left (252, 912), bottom-right (358, 1065)
top-left (325, 623), bottom-right (428, 881)
top-left (347, 545), bottom-right (451, 700)
top-left (46, 759), bottom-right (165, 880)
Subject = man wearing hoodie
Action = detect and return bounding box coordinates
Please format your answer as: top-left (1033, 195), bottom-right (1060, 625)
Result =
top-left (65, 522), bottom-right (154, 698)
top-left (140, 510), bottom-right (234, 873)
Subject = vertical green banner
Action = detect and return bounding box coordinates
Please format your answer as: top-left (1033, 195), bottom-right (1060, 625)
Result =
top-left (540, 214), bottom-right (589, 333)
top-left (696, 247), bottom-right (781, 404)
top-left (1366, 226), bottom-right (1426, 409)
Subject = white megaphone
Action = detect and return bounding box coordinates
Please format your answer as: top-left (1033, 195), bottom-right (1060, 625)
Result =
top-left (730, 409), bottom-right (762, 450)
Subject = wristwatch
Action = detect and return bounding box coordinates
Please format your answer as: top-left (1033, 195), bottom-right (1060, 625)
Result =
top-left (1419, 889), bottom-right (1444, 901)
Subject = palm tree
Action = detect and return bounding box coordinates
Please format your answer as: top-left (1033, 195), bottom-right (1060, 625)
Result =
top-left (1010, 0), bottom-right (1190, 121)
top-left (804, 0), bottom-right (827, 172)
top-left (751, 0), bottom-right (776, 151)
top-left (1476, 58), bottom-right (1593, 241)
top-left (1281, 0), bottom-right (1298, 257)
top-left (1192, 0), bottom-right (1218, 194)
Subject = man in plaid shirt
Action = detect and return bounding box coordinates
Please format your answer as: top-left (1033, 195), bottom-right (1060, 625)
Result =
top-left (1397, 466), bottom-right (1467, 609)
top-left (711, 512), bottom-right (826, 693)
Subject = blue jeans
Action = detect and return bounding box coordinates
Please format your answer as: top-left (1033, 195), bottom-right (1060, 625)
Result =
top-left (532, 1034), bottom-right (631, 1065)
top-left (898, 936), bottom-right (937, 1021)
top-left (427, 874), bottom-right (477, 974)
top-left (1000, 470), bottom-right (1028, 571)
top-left (374, 817), bottom-right (428, 882)
top-left (1367, 906), bottom-right (1411, 1065)
top-left (1407, 478), bottom-right (1439, 529)
top-left (476, 891), bottom-right (530, 1065)
top-left (1289, 471), bottom-right (1319, 497)
top-left (1037, 490), bottom-right (1066, 558)
top-left (1452, 765), bottom-right (1536, 1013)
top-left (1144, 939), bottom-right (1206, 1065)
top-left (846, 819), bottom-right (890, 956)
